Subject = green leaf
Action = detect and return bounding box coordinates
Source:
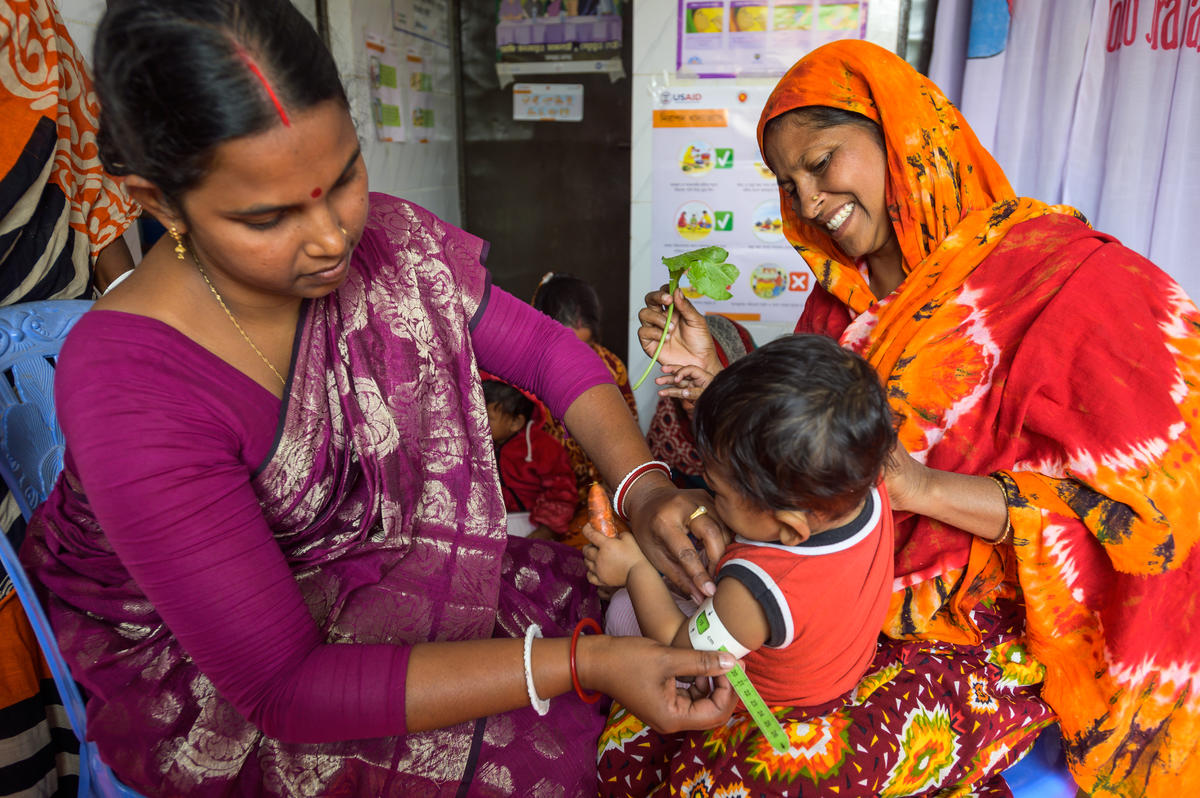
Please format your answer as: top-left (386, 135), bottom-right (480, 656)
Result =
top-left (637, 246), bottom-right (739, 390)
top-left (661, 246), bottom-right (729, 287)
top-left (687, 259), bottom-right (740, 300)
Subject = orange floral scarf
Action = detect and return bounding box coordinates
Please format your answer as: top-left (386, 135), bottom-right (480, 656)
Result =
top-left (759, 40), bottom-right (1200, 795)
top-left (0, 0), bottom-right (139, 301)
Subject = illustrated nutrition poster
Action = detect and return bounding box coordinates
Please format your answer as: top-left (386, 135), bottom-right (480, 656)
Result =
top-left (651, 86), bottom-right (811, 324)
top-left (496, 0), bottom-right (624, 65)
top-left (677, 0), bottom-right (868, 77)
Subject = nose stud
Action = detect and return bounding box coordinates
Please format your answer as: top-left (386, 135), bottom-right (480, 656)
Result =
top-left (811, 194), bottom-right (819, 202)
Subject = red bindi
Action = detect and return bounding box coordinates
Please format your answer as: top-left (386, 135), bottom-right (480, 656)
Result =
top-left (311, 187), bottom-right (323, 199)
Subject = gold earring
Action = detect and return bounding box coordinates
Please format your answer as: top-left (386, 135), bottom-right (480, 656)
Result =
top-left (169, 226), bottom-right (187, 261)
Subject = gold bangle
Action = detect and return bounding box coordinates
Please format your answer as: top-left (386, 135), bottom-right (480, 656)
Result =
top-left (987, 474), bottom-right (1014, 545)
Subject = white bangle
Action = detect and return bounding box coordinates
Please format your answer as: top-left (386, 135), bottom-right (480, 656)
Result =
top-left (523, 624), bottom-right (550, 716)
top-left (613, 460), bottom-right (672, 520)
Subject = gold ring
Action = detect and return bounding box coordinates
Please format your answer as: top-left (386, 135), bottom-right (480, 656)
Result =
top-left (687, 505), bottom-right (708, 523)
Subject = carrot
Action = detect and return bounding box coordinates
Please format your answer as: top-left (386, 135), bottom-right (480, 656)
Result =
top-left (588, 482), bottom-right (618, 538)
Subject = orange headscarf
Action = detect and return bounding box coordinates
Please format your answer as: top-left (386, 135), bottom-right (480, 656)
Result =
top-left (755, 40), bottom-right (1080, 380)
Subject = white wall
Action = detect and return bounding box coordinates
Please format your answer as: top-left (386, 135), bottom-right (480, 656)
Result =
top-left (626, 1), bottom-right (905, 431)
top-left (324, 0), bottom-right (460, 224)
top-left (54, 0), bottom-right (103, 63)
top-left (56, 0), bottom-right (461, 228)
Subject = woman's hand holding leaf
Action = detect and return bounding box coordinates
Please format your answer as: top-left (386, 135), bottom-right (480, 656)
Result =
top-left (636, 287), bottom-right (721, 375)
top-left (634, 248), bottom-right (739, 389)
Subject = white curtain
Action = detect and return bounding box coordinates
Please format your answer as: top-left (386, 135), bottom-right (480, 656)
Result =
top-left (929, 0), bottom-right (1200, 302)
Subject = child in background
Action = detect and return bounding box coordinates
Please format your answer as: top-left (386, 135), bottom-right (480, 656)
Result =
top-left (483, 378), bottom-right (578, 540)
top-left (532, 273), bottom-right (637, 499)
top-left (584, 334), bottom-right (896, 707)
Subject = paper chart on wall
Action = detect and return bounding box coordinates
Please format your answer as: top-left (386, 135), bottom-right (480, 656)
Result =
top-left (651, 86), bottom-right (811, 324)
top-left (405, 50), bottom-right (438, 142)
top-left (495, 0), bottom-right (624, 64)
top-left (392, 0), bottom-right (451, 46)
top-left (677, 0), bottom-right (868, 78)
top-left (366, 33), bottom-right (406, 143)
top-left (513, 83), bottom-right (584, 122)
top-left (493, 1), bottom-right (626, 86)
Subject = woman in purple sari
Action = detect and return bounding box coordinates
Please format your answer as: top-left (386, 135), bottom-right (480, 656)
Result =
top-left (18, 1), bottom-right (736, 795)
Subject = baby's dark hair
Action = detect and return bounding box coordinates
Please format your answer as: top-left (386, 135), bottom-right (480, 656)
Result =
top-left (693, 334), bottom-right (896, 519)
top-left (94, 0), bottom-right (348, 206)
top-left (482, 380), bottom-right (534, 422)
top-left (531, 273), bottom-right (602, 342)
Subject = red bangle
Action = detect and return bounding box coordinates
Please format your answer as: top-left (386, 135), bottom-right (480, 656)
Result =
top-left (613, 460), bottom-right (671, 520)
top-left (570, 618), bottom-right (602, 703)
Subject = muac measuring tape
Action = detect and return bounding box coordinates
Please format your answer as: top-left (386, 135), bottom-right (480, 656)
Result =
top-left (688, 597), bottom-right (790, 752)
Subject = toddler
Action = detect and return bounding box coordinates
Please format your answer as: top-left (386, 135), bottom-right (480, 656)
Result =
top-left (585, 334), bottom-right (896, 706)
top-left (483, 378), bottom-right (577, 540)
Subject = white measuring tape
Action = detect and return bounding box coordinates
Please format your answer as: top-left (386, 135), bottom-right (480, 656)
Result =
top-left (687, 597), bottom-right (752, 658)
top-left (687, 597), bottom-right (789, 752)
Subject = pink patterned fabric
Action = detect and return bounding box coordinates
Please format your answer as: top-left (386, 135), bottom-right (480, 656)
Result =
top-left (22, 194), bottom-right (606, 795)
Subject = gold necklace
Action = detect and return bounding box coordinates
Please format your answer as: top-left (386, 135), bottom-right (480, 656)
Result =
top-left (190, 250), bottom-right (287, 387)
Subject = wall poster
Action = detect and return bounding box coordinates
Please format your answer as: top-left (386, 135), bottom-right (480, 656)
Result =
top-left (677, 0), bottom-right (868, 77)
top-left (651, 86), bottom-right (811, 324)
top-left (494, 1), bottom-right (626, 85)
top-left (367, 27), bottom-right (453, 144)
top-left (496, 1), bottom-right (624, 63)
top-left (366, 33), bottom-right (406, 142)
top-left (513, 83), bottom-right (585, 121)
top-left (392, 0), bottom-right (451, 46)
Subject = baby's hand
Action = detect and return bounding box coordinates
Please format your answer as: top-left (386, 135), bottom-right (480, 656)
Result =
top-left (655, 364), bottom-right (716, 413)
top-left (582, 522), bottom-right (648, 589)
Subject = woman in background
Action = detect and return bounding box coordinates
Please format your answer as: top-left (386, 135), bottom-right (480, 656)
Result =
top-left (0, 0), bottom-right (138, 302)
top-left (533, 272), bottom-right (639, 545)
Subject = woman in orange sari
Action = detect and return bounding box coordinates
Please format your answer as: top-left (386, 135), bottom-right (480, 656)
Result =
top-left (611, 39), bottom-right (1200, 796)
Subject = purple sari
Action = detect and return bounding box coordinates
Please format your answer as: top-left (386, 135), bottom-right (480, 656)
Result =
top-left (24, 195), bottom-right (605, 796)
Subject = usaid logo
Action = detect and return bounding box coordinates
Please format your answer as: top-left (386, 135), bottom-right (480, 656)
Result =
top-left (659, 91), bottom-right (705, 106)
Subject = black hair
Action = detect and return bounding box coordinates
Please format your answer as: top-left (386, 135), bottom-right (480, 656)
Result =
top-left (763, 106), bottom-right (884, 149)
top-left (693, 334), bottom-right (896, 519)
top-left (94, 0), bottom-right (348, 206)
top-left (531, 273), bottom-right (602, 342)
top-left (482, 379), bottom-right (534, 422)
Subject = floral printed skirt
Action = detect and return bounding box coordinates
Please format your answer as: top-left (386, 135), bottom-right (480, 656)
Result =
top-left (597, 598), bottom-right (1053, 797)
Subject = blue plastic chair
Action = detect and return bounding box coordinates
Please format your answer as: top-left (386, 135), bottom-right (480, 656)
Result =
top-left (0, 300), bottom-right (143, 798)
top-left (1005, 724), bottom-right (1080, 797)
